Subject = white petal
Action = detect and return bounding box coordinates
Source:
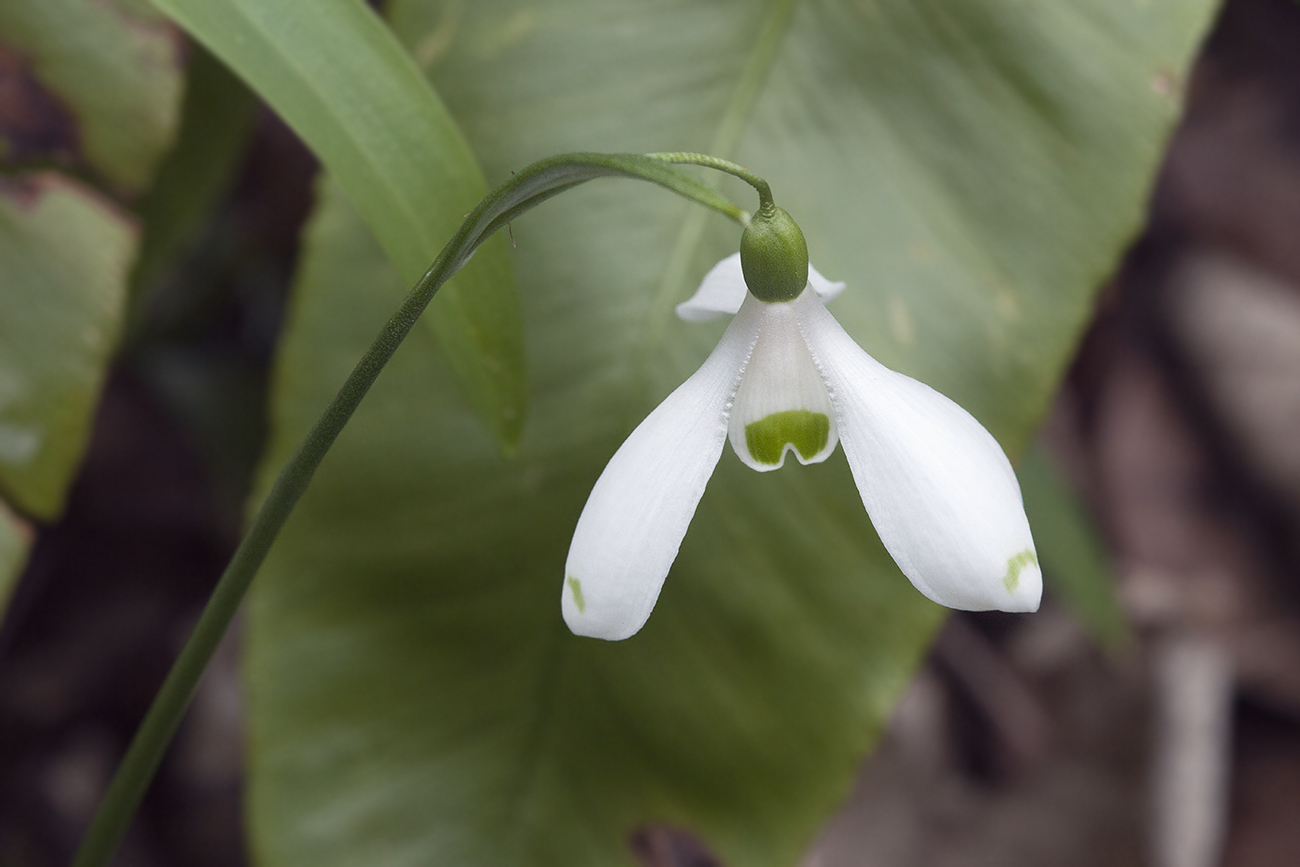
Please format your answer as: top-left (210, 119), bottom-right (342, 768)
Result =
top-left (563, 298), bottom-right (765, 639)
top-left (675, 252), bottom-right (747, 321)
top-left (728, 293), bottom-right (839, 471)
top-left (794, 293), bottom-right (1041, 612)
top-left (809, 263), bottom-right (846, 304)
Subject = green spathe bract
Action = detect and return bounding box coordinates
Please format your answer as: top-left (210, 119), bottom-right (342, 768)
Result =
top-left (740, 204), bottom-right (809, 303)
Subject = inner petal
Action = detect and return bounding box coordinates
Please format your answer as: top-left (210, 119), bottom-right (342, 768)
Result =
top-left (728, 295), bottom-right (839, 472)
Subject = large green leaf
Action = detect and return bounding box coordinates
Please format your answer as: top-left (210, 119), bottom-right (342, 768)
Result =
top-left (0, 175), bottom-right (136, 521)
top-left (248, 2), bottom-right (1214, 865)
top-left (151, 0), bottom-right (526, 444)
top-left (0, 0), bottom-right (183, 192)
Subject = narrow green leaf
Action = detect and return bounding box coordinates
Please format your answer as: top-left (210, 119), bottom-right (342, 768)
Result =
top-left (0, 175), bottom-right (136, 520)
top-left (150, 0), bottom-right (526, 444)
top-left (1019, 443), bottom-right (1129, 651)
top-left (0, 0), bottom-right (183, 192)
top-left (249, 2), bottom-right (1215, 865)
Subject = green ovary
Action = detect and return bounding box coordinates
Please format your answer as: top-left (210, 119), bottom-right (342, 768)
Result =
top-left (1003, 549), bottom-right (1038, 593)
top-left (744, 410), bottom-right (830, 465)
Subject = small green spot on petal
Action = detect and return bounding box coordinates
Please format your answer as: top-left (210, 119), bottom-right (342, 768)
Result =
top-left (1003, 549), bottom-right (1038, 593)
top-left (567, 575), bottom-right (585, 613)
top-left (744, 410), bottom-right (830, 465)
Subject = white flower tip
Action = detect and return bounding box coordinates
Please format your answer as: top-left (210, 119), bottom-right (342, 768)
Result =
top-left (789, 291), bottom-right (1043, 619)
top-left (562, 293), bottom-right (765, 642)
top-left (561, 573), bottom-right (647, 640)
top-left (997, 547), bottom-right (1043, 613)
top-left (908, 543), bottom-right (1042, 615)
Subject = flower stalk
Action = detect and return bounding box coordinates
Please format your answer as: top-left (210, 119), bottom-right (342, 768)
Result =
top-left (71, 151), bottom-right (758, 867)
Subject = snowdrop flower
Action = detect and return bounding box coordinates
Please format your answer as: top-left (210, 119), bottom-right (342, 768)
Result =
top-left (563, 204), bottom-right (1040, 640)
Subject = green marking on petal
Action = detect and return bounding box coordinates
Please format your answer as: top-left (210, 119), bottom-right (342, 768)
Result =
top-left (1003, 549), bottom-right (1038, 593)
top-left (744, 410), bottom-right (830, 466)
top-left (566, 575), bottom-right (586, 613)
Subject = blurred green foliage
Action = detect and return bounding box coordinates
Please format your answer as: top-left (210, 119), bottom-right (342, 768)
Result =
top-left (231, 1), bottom-right (1216, 865)
top-left (0, 0), bottom-right (181, 191)
top-left (1020, 443), bottom-right (1130, 652)
top-left (127, 45), bottom-right (257, 328)
top-left (0, 179), bottom-right (136, 519)
top-left (0, 0), bottom-right (1218, 863)
top-left (0, 502), bottom-right (27, 616)
top-left (152, 0), bottom-right (527, 446)
top-left (0, 0), bottom-right (184, 610)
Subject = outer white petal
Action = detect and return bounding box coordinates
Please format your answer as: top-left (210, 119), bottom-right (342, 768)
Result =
top-left (675, 253), bottom-right (747, 321)
top-left (794, 293), bottom-right (1041, 612)
top-left (728, 293), bottom-right (839, 471)
top-left (563, 298), bottom-right (765, 639)
top-left (675, 253), bottom-right (845, 321)
top-left (808, 263), bottom-right (846, 304)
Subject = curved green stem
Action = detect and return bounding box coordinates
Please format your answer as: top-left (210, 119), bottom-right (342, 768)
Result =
top-left (645, 151), bottom-right (774, 214)
top-left (70, 151), bottom-right (747, 867)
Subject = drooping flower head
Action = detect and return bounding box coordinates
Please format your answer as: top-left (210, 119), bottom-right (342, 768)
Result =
top-left (563, 203), bottom-right (1041, 640)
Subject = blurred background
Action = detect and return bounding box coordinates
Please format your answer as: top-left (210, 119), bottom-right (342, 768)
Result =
top-left (3, 0), bottom-right (1300, 865)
